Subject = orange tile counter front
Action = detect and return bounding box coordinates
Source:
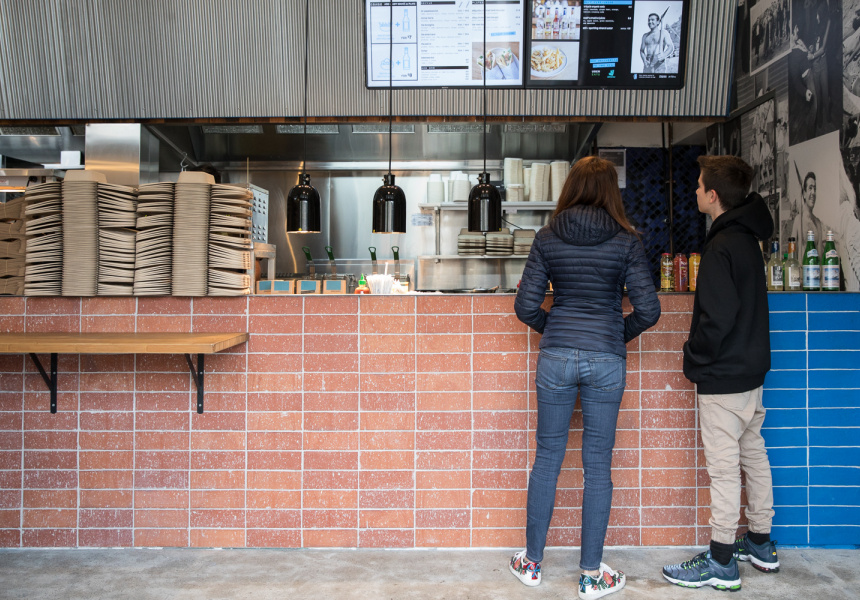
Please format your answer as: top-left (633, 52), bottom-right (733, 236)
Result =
top-left (0, 294), bottom-right (697, 549)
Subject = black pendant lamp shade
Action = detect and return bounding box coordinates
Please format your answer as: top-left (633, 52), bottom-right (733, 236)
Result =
top-left (285, 0), bottom-right (320, 234)
top-left (468, 0), bottom-right (501, 233)
top-left (467, 172), bottom-right (502, 233)
top-left (372, 173), bottom-right (406, 233)
top-left (286, 173), bottom-right (321, 233)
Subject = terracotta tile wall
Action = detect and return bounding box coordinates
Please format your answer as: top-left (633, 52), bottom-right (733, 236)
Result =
top-left (0, 293), bottom-right (841, 548)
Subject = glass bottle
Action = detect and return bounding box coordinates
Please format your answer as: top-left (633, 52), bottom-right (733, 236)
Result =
top-left (784, 237), bottom-right (802, 290)
top-left (822, 230), bottom-right (840, 291)
top-left (402, 47), bottom-right (410, 70)
top-left (766, 240), bottom-right (783, 291)
top-left (402, 8), bottom-right (410, 33)
top-left (560, 7), bottom-right (569, 38)
top-left (802, 230), bottom-right (820, 291)
top-left (552, 7), bottom-right (560, 37)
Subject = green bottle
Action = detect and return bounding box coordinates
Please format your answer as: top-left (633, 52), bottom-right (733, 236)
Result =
top-left (802, 230), bottom-right (820, 291)
top-left (822, 230), bottom-right (840, 291)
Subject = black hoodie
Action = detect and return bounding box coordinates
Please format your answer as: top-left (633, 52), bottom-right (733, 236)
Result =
top-left (683, 192), bottom-right (775, 394)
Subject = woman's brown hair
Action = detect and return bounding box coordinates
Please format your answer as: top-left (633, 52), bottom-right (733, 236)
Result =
top-left (551, 156), bottom-right (636, 234)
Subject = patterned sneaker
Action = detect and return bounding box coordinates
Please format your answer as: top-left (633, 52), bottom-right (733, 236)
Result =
top-left (509, 549), bottom-right (541, 587)
top-left (578, 563), bottom-right (626, 599)
top-left (662, 551), bottom-right (741, 591)
top-left (733, 534), bottom-right (780, 573)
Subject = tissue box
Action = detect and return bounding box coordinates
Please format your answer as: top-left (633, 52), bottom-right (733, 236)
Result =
top-left (256, 279), bottom-right (294, 294)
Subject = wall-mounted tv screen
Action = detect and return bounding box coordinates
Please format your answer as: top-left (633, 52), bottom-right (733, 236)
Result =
top-left (363, 1), bottom-right (688, 90)
top-left (364, 0), bottom-right (526, 88)
top-left (526, 0), bottom-right (689, 89)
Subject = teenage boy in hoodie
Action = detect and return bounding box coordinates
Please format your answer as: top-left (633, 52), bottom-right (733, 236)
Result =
top-left (662, 155), bottom-right (780, 592)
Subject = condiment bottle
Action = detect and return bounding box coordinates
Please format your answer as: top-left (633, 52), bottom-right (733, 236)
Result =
top-left (673, 253), bottom-right (688, 292)
top-left (354, 274), bottom-right (370, 294)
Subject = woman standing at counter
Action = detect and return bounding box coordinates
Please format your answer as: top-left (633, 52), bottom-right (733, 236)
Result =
top-left (510, 157), bottom-right (661, 598)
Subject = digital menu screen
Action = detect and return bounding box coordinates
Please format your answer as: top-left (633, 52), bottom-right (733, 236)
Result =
top-left (363, 0), bottom-right (688, 89)
top-left (526, 0), bottom-right (688, 89)
top-left (365, 1), bottom-right (526, 88)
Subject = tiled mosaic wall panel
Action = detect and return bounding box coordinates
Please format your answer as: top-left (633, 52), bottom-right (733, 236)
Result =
top-left (0, 294), bottom-right (858, 548)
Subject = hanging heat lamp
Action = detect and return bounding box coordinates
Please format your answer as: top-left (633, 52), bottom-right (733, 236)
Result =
top-left (372, 0), bottom-right (407, 234)
top-left (286, 0), bottom-right (321, 233)
top-left (467, 0), bottom-right (502, 233)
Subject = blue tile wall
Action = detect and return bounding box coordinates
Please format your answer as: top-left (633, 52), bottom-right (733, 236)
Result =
top-left (761, 293), bottom-right (860, 546)
top-left (808, 527), bottom-right (860, 546)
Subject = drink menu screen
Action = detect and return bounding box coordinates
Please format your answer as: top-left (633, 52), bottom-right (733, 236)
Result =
top-left (526, 0), bottom-right (688, 89)
top-left (365, 1), bottom-right (526, 88)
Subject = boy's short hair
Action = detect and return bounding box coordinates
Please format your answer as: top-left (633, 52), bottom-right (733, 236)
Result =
top-left (697, 155), bottom-right (753, 211)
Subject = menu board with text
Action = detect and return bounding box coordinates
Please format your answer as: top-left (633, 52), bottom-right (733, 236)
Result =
top-left (364, 0), bottom-right (688, 89)
top-left (365, 1), bottom-right (525, 88)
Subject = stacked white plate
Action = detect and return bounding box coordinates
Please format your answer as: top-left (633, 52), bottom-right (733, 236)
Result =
top-left (61, 179), bottom-right (99, 296)
top-left (134, 182), bottom-right (174, 295)
top-left (457, 228), bottom-right (486, 256)
top-left (208, 183), bottom-right (253, 296)
top-left (486, 228), bottom-right (514, 256)
top-left (513, 229), bottom-right (537, 255)
top-left (172, 181), bottom-right (211, 296)
top-left (23, 182), bottom-right (63, 295)
top-left (97, 182), bottom-right (136, 295)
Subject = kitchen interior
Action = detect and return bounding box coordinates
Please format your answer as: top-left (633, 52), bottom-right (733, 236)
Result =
top-left (0, 120), bottom-right (710, 293)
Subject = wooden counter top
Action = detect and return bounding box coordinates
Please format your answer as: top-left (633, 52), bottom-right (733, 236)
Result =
top-left (0, 332), bottom-right (248, 354)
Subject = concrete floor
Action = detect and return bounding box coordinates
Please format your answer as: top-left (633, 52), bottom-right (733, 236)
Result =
top-left (0, 547), bottom-right (857, 599)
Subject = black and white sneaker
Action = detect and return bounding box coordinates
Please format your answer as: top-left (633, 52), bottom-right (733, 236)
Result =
top-left (662, 551), bottom-right (742, 592)
top-left (733, 534), bottom-right (780, 573)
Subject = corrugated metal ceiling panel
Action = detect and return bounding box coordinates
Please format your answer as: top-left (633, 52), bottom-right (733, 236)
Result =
top-left (0, 0), bottom-right (735, 120)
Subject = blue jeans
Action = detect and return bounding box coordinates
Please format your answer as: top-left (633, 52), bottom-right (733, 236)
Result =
top-left (526, 347), bottom-right (626, 570)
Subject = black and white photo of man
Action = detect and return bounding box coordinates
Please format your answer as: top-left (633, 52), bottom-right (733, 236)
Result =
top-left (630, 1), bottom-right (682, 74)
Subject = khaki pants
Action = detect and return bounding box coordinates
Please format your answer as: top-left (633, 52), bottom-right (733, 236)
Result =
top-left (698, 386), bottom-right (775, 545)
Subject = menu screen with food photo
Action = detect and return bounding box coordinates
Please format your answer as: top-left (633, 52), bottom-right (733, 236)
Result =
top-left (365, 0), bottom-right (526, 88)
top-left (525, 0), bottom-right (689, 89)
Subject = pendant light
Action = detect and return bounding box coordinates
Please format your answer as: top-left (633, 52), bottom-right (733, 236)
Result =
top-left (467, 0), bottom-right (502, 233)
top-left (372, 0), bottom-right (407, 234)
top-left (286, 0), bottom-right (321, 233)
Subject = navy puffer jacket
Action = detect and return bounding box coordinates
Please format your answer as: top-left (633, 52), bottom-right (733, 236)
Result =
top-left (514, 205), bottom-right (661, 357)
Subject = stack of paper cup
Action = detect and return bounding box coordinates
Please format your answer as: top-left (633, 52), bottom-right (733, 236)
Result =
top-left (523, 167), bottom-right (532, 201)
top-left (550, 161), bottom-right (570, 204)
top-left (448, 171), bottom-right (465, 203)
top-left (506, 184), bottom-right (524, 203)
top-left (529, 163), bottom-right (550, 203)
top-left (452, 177), bottom-right (471, 203)
top-left (504, 158), bottom-right (524, 188)
top-left (427, 174), bottom-right (445, 204)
